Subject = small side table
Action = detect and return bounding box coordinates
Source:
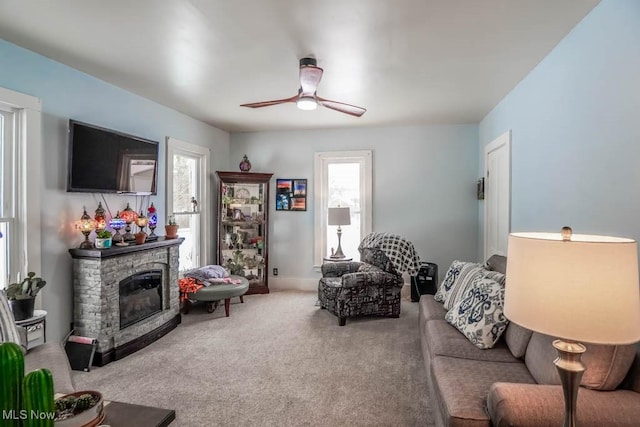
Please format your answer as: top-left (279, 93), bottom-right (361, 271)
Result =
top-left (323, 257), bottom-right (353, 262)
top-left (15, 310), bottom-right (47, 350)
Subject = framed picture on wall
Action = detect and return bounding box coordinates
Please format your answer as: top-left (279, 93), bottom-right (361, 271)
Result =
top-left (276, 178), bottom-right (307, 211)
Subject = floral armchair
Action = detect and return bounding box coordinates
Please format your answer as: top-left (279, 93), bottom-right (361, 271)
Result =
top-left (318, 232), bottom-right (421, 326)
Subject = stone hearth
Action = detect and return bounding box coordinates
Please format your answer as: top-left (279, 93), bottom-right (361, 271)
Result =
top-left (69, 237), bottom-right (184, 365)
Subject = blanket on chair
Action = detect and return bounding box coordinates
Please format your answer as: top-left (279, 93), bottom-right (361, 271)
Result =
top-left (358, 232), bottom-right (421, 276)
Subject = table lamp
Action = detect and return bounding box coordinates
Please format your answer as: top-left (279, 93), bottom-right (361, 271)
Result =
top-left (328, 207), bottom-right (351, 259)
top-left (505, 227), bottom-right (640, 427)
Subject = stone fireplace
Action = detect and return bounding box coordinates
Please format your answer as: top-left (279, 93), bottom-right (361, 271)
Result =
top-left (69, 238), bottom-right (183, 365)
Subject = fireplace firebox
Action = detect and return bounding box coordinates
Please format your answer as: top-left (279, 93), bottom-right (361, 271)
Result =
top-left (119, 270), bottom-right (163, 330)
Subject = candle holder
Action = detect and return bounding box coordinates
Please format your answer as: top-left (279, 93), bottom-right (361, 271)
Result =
top-left (77, 208), bottom-right (96, 249)
top-left (109, 212), bottom-right (126, 244)
top-left (147, 202), bottom-right (158, 241)
top-left (135, 211), bottom-right (149, 235)
top-left (120, 203), bottom-right (138, 242)
top-left (94, 202), bottom-right (107, 234)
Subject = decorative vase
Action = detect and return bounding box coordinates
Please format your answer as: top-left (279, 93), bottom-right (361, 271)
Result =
top-left (239, 155), bottom-right (252, 172)
top-left (9, 298), bottom-right (35, 321)
top-left (95, 238), bottom-right (112, 249)
top-left (165, 225), bottom-right (179, 239)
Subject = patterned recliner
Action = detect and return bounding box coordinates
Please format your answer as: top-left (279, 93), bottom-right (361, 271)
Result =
top-left (318, 232), bottom-right (421, 326)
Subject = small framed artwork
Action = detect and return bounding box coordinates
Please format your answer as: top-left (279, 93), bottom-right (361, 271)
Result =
top-left (276, 178), bottom-right (307, 211)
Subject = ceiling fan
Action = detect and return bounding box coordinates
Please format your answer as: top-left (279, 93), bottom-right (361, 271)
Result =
top-left (240, 57), bottom-right (366, 117)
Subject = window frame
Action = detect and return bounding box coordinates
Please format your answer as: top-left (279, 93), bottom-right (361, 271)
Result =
top-left (165, 136), bottom-right (211, 268)
top-left (0, 86), bottom-right (42, 289)
top-left (313, 150), bottom-right (372, 268)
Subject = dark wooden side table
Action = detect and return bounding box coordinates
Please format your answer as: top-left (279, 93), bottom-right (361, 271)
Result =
top-left (323, 257), bottom-right (353, 262)
top-left (103, 400), bottom-right (175, 426)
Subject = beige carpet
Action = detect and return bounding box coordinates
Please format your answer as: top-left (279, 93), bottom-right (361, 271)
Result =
top-left (73, 290), bottom-right (433, 426)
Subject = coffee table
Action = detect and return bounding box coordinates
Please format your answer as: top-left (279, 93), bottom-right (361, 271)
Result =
top-left (103, 400), bottom-right (175, 426)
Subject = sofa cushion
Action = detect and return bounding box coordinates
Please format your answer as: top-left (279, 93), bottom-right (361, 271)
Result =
top-left (430, 356), bottom-right (535, 427)
top-left (425, 320), bottom-right (519, 363)
top-left (525, 332), bottom-right (637, 390)
top-left (418, 294), bottom-right (447, 322)
top-left (621, 343), bottom-right (640, 393)
top-left (443, 268), bottom-right (505, 311)
top-left (503, 322), bottom-right (533, 359)
top-left (25, 342), bottom-right (75, 394)
top-left (445, 276), bottom-right (508, 349)
top-left (488, 383), bottom-right (640, 427)
top-left (434, 260), bottom-right (483, 305)
top-left (484, 254), bottom-right (507, 274)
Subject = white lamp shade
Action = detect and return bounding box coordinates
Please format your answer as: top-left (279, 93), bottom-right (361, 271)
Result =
top-left (505, 232), bottom-right (640, 345)
top-left (328, 207), bottom-right (351, 226)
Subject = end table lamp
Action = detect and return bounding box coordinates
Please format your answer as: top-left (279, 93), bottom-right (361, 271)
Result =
top-left (505, 227), bottom-right (640, 427)
top-left (328, 207), bottom-right (351, 259)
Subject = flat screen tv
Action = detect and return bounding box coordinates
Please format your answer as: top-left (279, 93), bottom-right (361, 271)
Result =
top-left (67, 120), bottom-right (159, 195)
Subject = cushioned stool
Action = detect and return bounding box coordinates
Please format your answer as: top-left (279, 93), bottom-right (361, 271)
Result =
top-left (183, 275), bottom-right (249, 317)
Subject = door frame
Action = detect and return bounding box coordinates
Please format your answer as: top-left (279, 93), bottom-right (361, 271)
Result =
top-left (483, 131), bottom-right (511, 260)
top-left (165, 137), bottom-right (211, 266)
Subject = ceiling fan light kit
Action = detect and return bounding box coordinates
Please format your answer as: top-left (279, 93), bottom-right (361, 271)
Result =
top-left (241, 57), bottom-right (366, 117)
top-left (296, 96), bottom-right (317, 111)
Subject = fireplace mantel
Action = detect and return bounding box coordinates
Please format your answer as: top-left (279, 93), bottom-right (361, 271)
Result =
top-left (69, 237), bottom-right (185, 259)
top-left (69, 237), bottom-right (184, 366)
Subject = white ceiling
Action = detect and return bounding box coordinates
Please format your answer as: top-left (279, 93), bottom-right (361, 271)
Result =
top-left (0, 0), bottom-right (599, 133)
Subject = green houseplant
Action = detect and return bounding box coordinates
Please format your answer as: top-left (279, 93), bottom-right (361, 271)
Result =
top-left (94, 229), bottom-right (112, 249)
top-left (5, 272), bottom-right (46, 321)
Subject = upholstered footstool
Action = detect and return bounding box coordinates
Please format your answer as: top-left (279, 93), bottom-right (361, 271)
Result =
top-left (183, 275), bottom-right (249, 317)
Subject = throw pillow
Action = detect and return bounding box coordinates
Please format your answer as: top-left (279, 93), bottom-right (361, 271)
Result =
top-left (443, 268), bottom-right (505, 310)
top-left (0, 291), bottom-right (27, 354)
top-left (434, 260), bottom-right (483, 304)
top-left (445, 276), bottom-right (509, 349)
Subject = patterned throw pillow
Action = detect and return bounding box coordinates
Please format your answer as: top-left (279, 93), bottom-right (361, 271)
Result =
top-left (443, 268), bottom-right (505, 310)
top-left (434, 260), bottom-right (482, 304)
top-left (445, 276), bottom-right (509, 349)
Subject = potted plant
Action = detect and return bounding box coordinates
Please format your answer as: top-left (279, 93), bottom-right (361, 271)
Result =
top-left (165, 215), bottom-right (179, 239)
top-left (5, 272), bottom-right (46, 321)
top-left (94, 229), bottom-right (113, 249)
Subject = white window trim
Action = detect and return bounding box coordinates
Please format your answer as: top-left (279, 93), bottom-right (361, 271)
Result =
top-left (0, 86), bottom-right (42, 285)
top-left (313, 150), bottom-right (372, 268)
top-left (165, 136), bottom-right (211, 265)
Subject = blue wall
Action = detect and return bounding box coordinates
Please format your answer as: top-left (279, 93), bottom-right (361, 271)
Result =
top-left (479, 0), bottom-right (640, 251)
top-left (232, 124), bottom-right (479, 290)
top-left (0, 39), bottom-right (230, 341)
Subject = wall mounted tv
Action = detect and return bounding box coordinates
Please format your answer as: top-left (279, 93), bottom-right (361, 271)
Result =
top-left (67, 120), bottom-right (159, 195)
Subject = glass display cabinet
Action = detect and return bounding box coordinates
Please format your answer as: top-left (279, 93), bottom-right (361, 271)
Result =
top-left (216, 171), bottom-right (273, 294)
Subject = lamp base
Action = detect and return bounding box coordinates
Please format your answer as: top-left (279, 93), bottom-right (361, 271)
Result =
top-left (332, 226), bottom-right (346, 259)
top-left (553, 339), bottom-right (586, 427)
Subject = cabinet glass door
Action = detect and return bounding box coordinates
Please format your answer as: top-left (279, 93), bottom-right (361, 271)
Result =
top-left (216, 172), bottom-right (272, 294)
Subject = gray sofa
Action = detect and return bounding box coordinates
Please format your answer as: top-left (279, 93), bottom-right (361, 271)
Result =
top-left (0, 291), bottom-right (75, 394)
top-left (419, 255), bottom-right (640, 426)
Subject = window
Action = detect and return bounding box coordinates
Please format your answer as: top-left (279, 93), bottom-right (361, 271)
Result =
top-left (0, 87), bottom-right (42, 289)
top-left (166, 137), bottom-right (210, 272)
top-left (314, 150), bottom-right (372, 266)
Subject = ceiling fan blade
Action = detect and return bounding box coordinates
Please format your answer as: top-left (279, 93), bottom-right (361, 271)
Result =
top-left (240, 95), bottom-right (298, 108)
top-left (299, 65), bottom-right (323, 95)
top-left (317, 97), bottom-right (367, 117)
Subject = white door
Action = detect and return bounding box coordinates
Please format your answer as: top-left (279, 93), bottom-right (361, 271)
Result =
top-left (166, 137), bottom-right (210, 271)
top-left (484, 131), bottom-right (511, 258)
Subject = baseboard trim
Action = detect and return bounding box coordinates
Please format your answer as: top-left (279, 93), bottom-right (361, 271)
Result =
top-left (269, 277), bottom-right (318, 292)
